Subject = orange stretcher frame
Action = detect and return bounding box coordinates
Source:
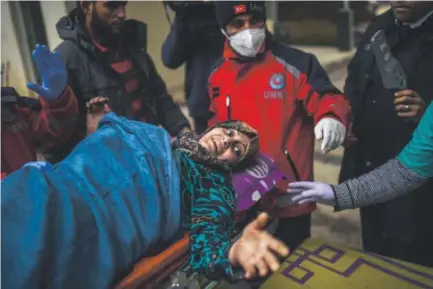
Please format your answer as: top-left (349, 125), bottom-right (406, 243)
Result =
top-left (115, 233), bottom-right (190, 289)
top-left (114, 210), bottom-right (274, 289)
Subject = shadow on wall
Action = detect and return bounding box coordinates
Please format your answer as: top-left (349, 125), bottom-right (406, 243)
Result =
top-left (277, 1), bottom-right (379, 46)
top-left (1, 1), bottom-right (32, 96)
top-left (126, 1), bottom-right (185, 104)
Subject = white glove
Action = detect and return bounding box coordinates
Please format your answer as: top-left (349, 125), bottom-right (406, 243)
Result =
top-left (287, 181), bottom-right (336, 206)
top-left (314, 118), bottom-right (346, 154)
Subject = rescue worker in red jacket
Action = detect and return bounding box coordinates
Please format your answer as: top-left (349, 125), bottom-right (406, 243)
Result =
top-left (1, 45), bottom-right (78, 176)
top-left (208, 1), bottom-right (351, 251)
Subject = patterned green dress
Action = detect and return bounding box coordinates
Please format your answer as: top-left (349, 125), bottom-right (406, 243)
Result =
top-left (178, 151), bottom-right (237, 280)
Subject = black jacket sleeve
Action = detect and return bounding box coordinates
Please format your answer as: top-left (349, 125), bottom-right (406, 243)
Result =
top-left (161, 16), bottom-right (191, 69)
top-left (55, 40), bottom-right (87, 122)
top-left (343, 42), bottom-right (365, 114)
top-left (146, 53), bottom-right (191, 135)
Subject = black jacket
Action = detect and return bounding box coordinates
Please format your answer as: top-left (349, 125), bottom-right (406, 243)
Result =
top-left (161, 15), bottom-right (224, 132)
top-left (340, 9), bottom-right (433, 258)
top-left (46, 9), bottom-right (190, 162)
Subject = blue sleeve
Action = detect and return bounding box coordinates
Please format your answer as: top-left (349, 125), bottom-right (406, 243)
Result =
top-left (1, 115), bottom-right (182, 289)
top-left (161, 16), bottom-right (191, 69)
top-left (398, 102), bottom-right (433, 177)
top-left (181, 155), bottom-right (236, 281)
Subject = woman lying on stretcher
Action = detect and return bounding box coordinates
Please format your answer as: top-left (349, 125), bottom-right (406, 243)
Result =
top-left (2, 98), bottom-right (289, 289)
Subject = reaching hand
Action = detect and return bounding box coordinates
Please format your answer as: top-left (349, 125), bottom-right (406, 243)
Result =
top-left (314, 118), bottom-right (346, 154)
top-left (86, 96), bottom-right (111, 114)
top-left (287, 181), bottom-right (336, 206)
top-left (229, 213), bottom-right (289, 279)
top-left (26, 44), bottom-right (67, 103)
top-left (86, 97), bottom-right (112, 136)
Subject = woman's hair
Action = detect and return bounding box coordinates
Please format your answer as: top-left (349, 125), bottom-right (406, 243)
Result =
top-left (172, 120), bottom-right (260, 171)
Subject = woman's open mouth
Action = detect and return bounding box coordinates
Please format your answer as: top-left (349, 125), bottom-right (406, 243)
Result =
top-left (212, 139), bottom-right (219, 154)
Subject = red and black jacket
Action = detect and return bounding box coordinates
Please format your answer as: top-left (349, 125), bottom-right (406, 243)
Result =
top-left (1, 86), bottom-right (78, 175)
top-left (208, 36), bottom-right (351, 217)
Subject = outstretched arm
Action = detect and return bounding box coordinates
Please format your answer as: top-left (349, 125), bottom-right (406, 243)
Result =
top-left (184, 154), bottom-right (288, 280)
top-left (333, 158), bottom-right (428, 210)
top-left (295, 54), bottom-right (351, 153)
top-left (334, 101), bottom-right (433, 209)
top-left (24, 44), bottom-right (78, 145)
top-left (287, 103), bottom-right (433, 209)
top-left (287, 160), bottom-right (428, 210)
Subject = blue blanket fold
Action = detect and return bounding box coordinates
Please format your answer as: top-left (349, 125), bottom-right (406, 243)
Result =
top-left (1, 112), bottom-right (181, 289)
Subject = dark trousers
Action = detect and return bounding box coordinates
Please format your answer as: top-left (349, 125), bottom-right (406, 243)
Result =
top-left (275, 214), bottom-right (312, 251)
top-left (361, 207), bottom-right (433, 267)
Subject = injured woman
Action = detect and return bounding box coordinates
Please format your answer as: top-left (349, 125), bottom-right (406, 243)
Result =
top-left (2, 105), bottom-right (289, 289)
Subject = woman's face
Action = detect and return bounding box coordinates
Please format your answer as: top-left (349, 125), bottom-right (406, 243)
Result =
top-left (198, 127), bottom-right (251, 164)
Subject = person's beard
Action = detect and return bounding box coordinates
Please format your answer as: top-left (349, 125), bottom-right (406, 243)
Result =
top-left (90, 8), bottom-right (125, 47)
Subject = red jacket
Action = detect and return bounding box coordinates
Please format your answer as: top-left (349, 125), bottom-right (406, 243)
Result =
top-left (208, 40), bottom-right (351, 218)
top-left (1, 86), bottom-right (78, 175)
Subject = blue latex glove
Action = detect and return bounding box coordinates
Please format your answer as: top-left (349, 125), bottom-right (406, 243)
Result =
top-left (284, 181), bottom-right (337, 206)
top-left (22, 161), bottom-right (53, 172)
top-left (26, 44), bottom-right (67, 103)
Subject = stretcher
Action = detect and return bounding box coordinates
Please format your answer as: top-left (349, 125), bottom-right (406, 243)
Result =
top-left (260, 238), bottom-right (433, 289)
top-left (114, 232), bottom-right (191, 289)
top-left (115, 211), bottom-right (279, 289)
top-left (115, 153), bottom-right (287, 288)
top-left (116, 232), bottom-right (433, 289)
top-left (114, 233), bottom-right (218, 289)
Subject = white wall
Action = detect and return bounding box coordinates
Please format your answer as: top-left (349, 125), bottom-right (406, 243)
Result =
top-left (126, 1), bottom-right (185, 103)
top-left (40, 0), bottom-right (68, 49)
top-left (1, 1), bottom-right (31, 96)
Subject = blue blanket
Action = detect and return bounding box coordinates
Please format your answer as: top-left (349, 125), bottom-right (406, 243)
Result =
top-left (1, 113), bottom-right (181, 289)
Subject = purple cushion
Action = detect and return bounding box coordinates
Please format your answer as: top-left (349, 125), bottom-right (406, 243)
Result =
top-left (232, 152), bottom-right (288, 212)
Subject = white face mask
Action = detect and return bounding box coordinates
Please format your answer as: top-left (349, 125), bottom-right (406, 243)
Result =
top-left (223, 28), bottom-right (266, 58)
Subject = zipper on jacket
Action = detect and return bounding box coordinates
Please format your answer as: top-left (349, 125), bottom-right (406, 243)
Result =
top-left (226, 95), bottom-right (232, 120)
top-left (284, 149), bottom-right (301, 181)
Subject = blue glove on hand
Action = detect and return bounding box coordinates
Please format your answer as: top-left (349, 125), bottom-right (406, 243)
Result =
top-left (284, 181), bottom-right (337, 206)
top-left (26, 44), bottom-right (67, 103)
top-left (23, 161), bottom-right (53, 172)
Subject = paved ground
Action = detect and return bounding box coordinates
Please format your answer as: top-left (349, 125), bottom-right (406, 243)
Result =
top-left (181, 66), bottom-right (363, 249)
top-left (310, 68), bottom-right (362, 249)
